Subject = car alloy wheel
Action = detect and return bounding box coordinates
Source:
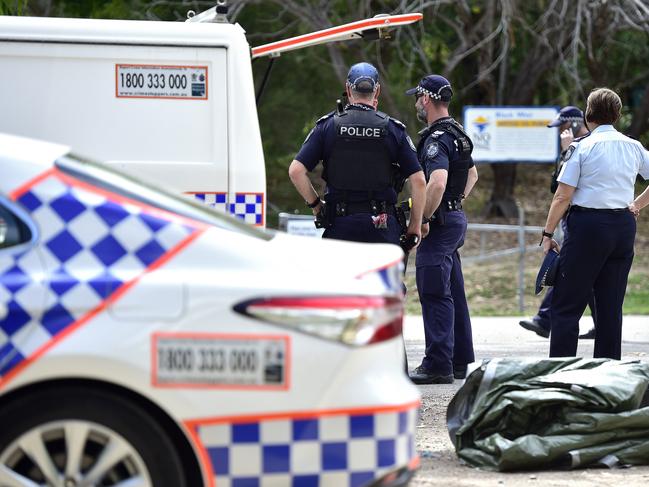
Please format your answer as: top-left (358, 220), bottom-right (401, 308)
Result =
top-left (0, 419), bottom-right (152, 487)
top-left (0, 387), bottom-right (187, 487)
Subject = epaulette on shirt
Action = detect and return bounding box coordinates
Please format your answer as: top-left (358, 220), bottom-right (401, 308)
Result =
top-left (316, 111), bottom-right (335, 124)
top-left (390, 117), bottom-right (406, 129)
top-left (303, 112), bottom-right (334, 145)
top-left (417, 129), bottom-right (445, 143)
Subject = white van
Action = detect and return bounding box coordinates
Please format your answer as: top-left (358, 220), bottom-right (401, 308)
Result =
top-left (0, 10), bottom-right (267, 225)
top-left (0, 7), bottom-right (421, 228)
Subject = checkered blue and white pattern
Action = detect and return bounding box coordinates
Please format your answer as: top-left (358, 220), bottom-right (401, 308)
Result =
top-left (199, 407), bottom-right (418, 487)
top-left (193, 193), bottom-right (263, 225)
top-left (0, 173), bottom-right (197, 377)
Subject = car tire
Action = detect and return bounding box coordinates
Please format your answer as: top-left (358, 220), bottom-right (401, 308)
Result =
top-left (0, 385), bottom-right (188, 487)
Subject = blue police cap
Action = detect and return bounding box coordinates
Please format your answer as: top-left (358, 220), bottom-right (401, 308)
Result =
top-left (405, 74), bottom-right (453, 101)
top-left (535, 249), bottom-right (560, 295)
top-left (547, 106), bottom-right (584, 127)
top-left (347, 62), bottom-right (379, 93)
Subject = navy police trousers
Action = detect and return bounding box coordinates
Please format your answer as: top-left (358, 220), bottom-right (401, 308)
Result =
top-left (536, 218), bottom-right (598, 331)
top-left (550, 209), bottom-right (635, 359)
top-left (451, 249), bottom-right (475, 367)
top-left (415, 211), bottom-right (474, 375)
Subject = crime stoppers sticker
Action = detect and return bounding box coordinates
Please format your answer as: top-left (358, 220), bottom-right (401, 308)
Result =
top-left (152, 333), bottom-right (289, 389)
top-left (116, 64), bottom-right (208, 99)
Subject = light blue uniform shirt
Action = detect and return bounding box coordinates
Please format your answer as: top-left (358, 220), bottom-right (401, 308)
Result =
top-left (558, 125), bottom-right (649, 209)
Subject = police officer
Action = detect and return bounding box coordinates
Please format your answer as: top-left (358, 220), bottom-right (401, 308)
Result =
top-left (519, 106), bottom-right (598, 340)
top-left (542, 88), bottom-right (649, 360)
top-left (288, 62), bottom-right (425, 245)
top-left (405, 74), bottom-right (478, 384)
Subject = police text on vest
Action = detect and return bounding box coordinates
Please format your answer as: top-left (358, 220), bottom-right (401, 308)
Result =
top-left (339, 125), bottom-right (383, 138)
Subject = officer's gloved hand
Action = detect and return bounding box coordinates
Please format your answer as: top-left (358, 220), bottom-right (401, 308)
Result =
top-left (399, 233), bottom-right (419, 253)
top-left (313, 203), bottom-right (328, 229)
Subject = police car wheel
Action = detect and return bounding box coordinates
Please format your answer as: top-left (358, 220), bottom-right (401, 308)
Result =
top-left (0, 387), bottom-right (187, 487)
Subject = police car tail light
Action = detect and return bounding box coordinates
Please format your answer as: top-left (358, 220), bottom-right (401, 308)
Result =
top-left (234, 296), bottom-right (403, 346)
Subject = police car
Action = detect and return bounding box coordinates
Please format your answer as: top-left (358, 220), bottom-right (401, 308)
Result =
top-left (0, 133), bottom-right (420, 487)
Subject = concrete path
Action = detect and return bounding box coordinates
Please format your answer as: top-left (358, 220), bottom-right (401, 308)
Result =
top-left (404, 314), bottom-right (649, 364)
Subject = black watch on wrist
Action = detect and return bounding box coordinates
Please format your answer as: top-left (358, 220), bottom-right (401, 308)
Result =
top-left (306, 196), bottom-right (321, 208)
top-left (539, 230), bottom-right (553, 246)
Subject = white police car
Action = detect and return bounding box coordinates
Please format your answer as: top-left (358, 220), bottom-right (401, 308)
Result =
top-left (0, 133), bottom-right (419, 487)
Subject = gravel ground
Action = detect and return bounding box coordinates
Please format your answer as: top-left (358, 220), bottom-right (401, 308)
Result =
top-left (404, 315), bottom-right (649, 486)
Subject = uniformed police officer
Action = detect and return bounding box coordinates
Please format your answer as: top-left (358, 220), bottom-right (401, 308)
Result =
top-left (288, 62), bottom-right (426, 245)
top-left (519, 106), bottom-right (598, 340)
top-left (405, 74), bottom-right (478, 384)
top-left (542, 88), bottom-right (649, 359)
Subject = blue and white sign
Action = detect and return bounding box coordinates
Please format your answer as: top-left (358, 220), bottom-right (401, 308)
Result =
top-left (463, 106), bottom-right (559, 163)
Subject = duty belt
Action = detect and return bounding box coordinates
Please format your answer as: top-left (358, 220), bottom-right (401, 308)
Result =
top-left (570, 205), bottom-right (627, 214)
top-left (334, 200), bottom-right (395, 217)
top-left (444, 199), bottom-right (463, 211)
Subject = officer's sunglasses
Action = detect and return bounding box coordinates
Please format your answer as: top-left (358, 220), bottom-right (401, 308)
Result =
top-left (415, 92), bottom-right (425, 100)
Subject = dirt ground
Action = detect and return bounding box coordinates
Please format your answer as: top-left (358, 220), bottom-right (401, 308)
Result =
top-left (404, 316), bottom-right (649, 486)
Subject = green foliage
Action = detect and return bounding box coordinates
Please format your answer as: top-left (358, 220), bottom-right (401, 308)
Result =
top-left (0, 0), bottom-right (28, 15)
top-left (10, 0), bottom-right (649, 221)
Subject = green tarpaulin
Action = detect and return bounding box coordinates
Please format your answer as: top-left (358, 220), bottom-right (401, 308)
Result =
top-left (447, 358), bottom-right (649, 471)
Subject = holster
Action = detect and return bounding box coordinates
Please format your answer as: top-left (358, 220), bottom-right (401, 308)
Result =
top-left (433, 206), bottom-right (446, 226)
top-left (395, 201), bottom-right (409, 236)
top-left (314, 202), bottom-right (334, 229)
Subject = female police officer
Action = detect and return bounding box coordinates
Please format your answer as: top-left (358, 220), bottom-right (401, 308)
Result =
top-left (519, 106), bottom-right (598, 340)
top-left (541, 87), bottom-right (649, 359)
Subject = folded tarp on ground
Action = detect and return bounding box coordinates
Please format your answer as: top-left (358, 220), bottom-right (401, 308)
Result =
top-left (447, 358), bottom-right (649, 471)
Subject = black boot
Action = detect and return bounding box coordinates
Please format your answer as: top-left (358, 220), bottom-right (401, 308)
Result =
top-left (409, 365), bottom-right (454, 385)
top-left (518, 317), bottom-right (550, 338)
top-left (579, 327), bottom-right (596, 339)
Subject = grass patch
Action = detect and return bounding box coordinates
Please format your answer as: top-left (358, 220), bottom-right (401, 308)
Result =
top-left (404, 238), bottom-right (649, 317)
top-left (623, 274), bottom-right (649, 314)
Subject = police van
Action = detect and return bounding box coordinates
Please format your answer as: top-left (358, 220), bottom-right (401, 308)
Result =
top-left (0, 5), bottom-right (422, 228)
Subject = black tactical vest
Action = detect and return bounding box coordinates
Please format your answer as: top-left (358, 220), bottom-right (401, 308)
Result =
top-left (419, 117), bottom-right (473, 199)
top-left (324, 108), bottom-right (393, 193)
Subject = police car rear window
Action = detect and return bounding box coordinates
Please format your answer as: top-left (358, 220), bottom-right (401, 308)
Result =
top-left (55, 154), bottom-right (273, 241)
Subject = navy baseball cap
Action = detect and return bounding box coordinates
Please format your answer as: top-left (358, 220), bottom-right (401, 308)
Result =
top-left (405, 74), bottom-right (453, 100)
top-left (547, 106), bottom-right (584, 127)
top-left (347, 62), bottom-right (379, 93)
top-left (535, 249), bottom-right (560, 295)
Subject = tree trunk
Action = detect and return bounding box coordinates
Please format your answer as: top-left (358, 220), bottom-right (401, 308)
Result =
top-left (484, 164), bottom-right (519, 218)
top-left (628, 85), bottom-right (649, 139)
